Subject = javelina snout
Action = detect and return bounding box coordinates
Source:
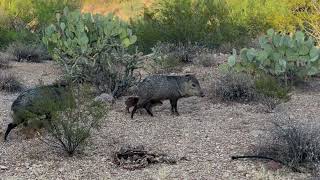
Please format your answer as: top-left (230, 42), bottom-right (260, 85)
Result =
top-left (183, 74), bottom-right (204, 97)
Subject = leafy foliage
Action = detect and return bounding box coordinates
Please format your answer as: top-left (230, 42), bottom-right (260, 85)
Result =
top-left (131, 0), bottom-right (250, 53)
top-left (228, 29), bottom-right (320, 85)
top-left (43, 8), bottom-right (140, 97)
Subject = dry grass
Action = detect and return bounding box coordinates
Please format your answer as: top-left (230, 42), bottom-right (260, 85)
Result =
top-left (82, 0), bottom-right (153, 21)
top-left (0, 71), bottom-right (23, 93)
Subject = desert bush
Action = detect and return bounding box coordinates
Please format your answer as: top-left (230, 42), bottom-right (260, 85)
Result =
top-left (254, 73), bottom-right (290, 101)
top-left (234, 118), bottom-right (320, 173)
top-left (0, 0), bottom-right (81, 30)
top-left (0, 72), bottom-right (23, 92)
top-left (43, 8), bottom-right (140, 97)
top-left (228, 29), bottom-right (320, 85)
top-left (6, 42), bottom-right (48, 62)
top-left (213, 71), bottom-right (256, 103)
top-left (131, 0), bottom-right (251, 53)
top-left (41, 84), bottom-right (106, 156)
top-left (303, 1), bottom-right (320, 45)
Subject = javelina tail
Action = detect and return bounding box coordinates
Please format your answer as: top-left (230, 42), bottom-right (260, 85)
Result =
top-left (4, 123), bottom-right (17, 141)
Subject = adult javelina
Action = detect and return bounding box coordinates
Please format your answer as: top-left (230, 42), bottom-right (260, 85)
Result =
top-left (131, 74), bottom-right (204, 118)
top-left (4, 84), bottom-right (74, 141)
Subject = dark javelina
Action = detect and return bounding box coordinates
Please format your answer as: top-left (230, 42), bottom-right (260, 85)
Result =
top-left (4, 84), bottom-right (74, 141)
top-left (131, 74), bottom-right (204, 118)
top-left (125, 96), bottom-right (163, 113)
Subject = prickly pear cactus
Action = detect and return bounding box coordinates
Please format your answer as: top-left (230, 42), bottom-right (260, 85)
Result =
top-left (228, 29), bottom-right (320, 84)
top-left (43, 7), bottom-right (139, 97)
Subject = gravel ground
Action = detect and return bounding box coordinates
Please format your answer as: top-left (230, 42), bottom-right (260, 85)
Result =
top-left (0, 60), bottom-right (319, 179)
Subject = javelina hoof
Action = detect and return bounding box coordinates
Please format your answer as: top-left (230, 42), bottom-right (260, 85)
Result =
top-left (171, 112), bottom-right (180, 116)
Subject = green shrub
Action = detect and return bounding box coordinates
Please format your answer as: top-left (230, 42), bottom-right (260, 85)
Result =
top-left (43, 8), bottom-right (140, 97)
top-left (228, 29), bottom-right (320, 85)
top-left (0, 28), bottom-right (39, 49)
top-left (0, 0), bottom-right (81, 31)
top-left (131, 0), bottom-right (251, 53)
top-left (254, 74), bottom-right (290, 101)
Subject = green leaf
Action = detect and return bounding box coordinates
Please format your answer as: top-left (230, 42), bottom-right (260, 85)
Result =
top-left (310, 47), bottom-right (320, 58)
top-left (256, 51), bottom-right (268, 62)
top-left (129, 35), bottom-right (137, 44)
top-left (295, 31), bottom-right (305, 43)
top-left (122, 38), bottom-right (131, 47)
top-left (240, 48), bottom-right (248, 61)
top-left (299, 45), bottom-right (309, 55)
top-left (272, 34), bottom-right (281, 47)
top-left (228, 55), bottom-right (236, 66)
top-left (247, 48), bottom-right (256, 61)
top-left (259, 35), bottom-right (268, 47)
top-left (267, 29), bottom-right (275, 37)
top-left (307, 66), bottom-right (319, 76)
top-left (56, 13), bottom-right (61, 22)
top-left (60, 23), bottom-right (66, 31)
top-left (261, 44), bottom-right (273, 55)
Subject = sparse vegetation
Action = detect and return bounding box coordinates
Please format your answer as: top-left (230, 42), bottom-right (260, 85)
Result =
top-left (0, 71), bottom-right (23, 92)
top-left (233, 117), bottom-right (320, 173)
top-left (6, 42), bottom-right (48, 62)
top-left (0, 53), bottom-right (10, 68)
top-left (42, 84), bottom-right (107, 156)
top-left (213, 71), bottom-right (256, 103)
top-left (254, 73), bottom-right (290, 101)
top-left (2, 0), bottom-right (320, 178)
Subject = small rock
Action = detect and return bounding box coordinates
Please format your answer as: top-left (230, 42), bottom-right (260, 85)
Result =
top-left (94, 93), bottom-right (115, 104)
top-left (0, 165), bottom-right (8, 170)
top-left (183, 67), bottom-right (192, 74)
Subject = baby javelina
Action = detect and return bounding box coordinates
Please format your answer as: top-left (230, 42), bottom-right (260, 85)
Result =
top-left (125, 96), bottom-right (163, 113)
top-left (4, 83), bottom-right (74, 141)
top-left (131, 74), bottom-right (204, 118)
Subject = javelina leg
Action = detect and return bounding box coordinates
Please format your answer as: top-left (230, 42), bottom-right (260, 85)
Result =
top-left (170, 99), bottom-right (179, 115)
top-left (144, 102), bottom-right (154, 117)
top-left (173, 99), bottom-right (179, 115)
top-left (131, 105), bottom-right (139, 119)
top-left (170, 100), bottom-right (174, 114)
top-left (4, 123), bottom-right (18, 141)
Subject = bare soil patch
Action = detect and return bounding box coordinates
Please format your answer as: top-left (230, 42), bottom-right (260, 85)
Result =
top-left (0, 61), bottom-right (318, 179)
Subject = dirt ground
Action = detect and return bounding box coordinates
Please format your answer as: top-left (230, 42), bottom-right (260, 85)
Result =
top-left (0, 60), bottom-right (319, 179)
